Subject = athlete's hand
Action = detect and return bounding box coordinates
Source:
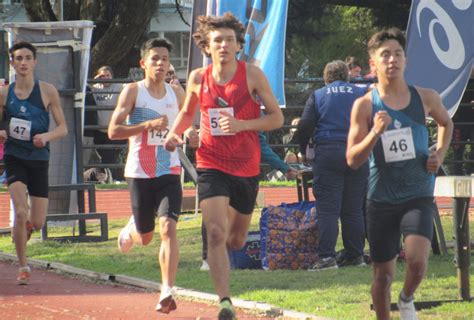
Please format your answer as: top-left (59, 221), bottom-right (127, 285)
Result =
top-left (284, 167), bottom-right (298, 180)
top-left (164, 133), bottom-right (184, 152)
top-left (218, 110), bottom-right (242, 133)
top-left (184, 128), bottom-right (199, 148)
top-left (426, 149), bottom-right (443, 174)
top-left (372, 111), bottom-right (392, 135)
top-left (33, 134), bottom-right (48, 148)
top-left (0, 130), bottom-right (7, 144)
top-left (146, 115), bottom-right (168, 131)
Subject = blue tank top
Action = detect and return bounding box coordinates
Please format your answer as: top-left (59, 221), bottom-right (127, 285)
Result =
top-left (313, 80), bottom-right (367, 143)
top-left (4, 80), bottom-right (50, 160)
top-left (368, 86), bottom-right (434, 204)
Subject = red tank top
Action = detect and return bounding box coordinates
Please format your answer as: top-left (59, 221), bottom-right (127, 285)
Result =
top-left (197, 60), bottom-right (260, 177)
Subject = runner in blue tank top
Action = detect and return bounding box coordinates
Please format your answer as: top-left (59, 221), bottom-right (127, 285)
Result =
top-left (0, 41), bottom-right (67, 285)
top-left (346, 28), bottom-right (453, 320)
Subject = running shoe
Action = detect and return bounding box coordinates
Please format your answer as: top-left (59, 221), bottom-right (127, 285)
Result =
top-left (17, 266), bottom-right (31, 285)
top-left (397, 295), bottom-right (417, 320)
top-left (218, 299), bottom-right (236, 320)
top-left (155, 289), bottom-right (177, 314)
top-left (199, 259), bottom-right (210, 271)
top-left (117, 216), bottom-right (135, 253)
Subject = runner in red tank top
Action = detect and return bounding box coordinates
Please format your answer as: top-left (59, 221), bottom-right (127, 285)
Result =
top-left (198, 60), bottom-right (260, 176)
top-left (164, 13), bottom-right (283, 320)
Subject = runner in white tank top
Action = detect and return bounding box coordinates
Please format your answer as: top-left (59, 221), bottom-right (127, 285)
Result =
top-left (125, 80), bottom-right (180, 178)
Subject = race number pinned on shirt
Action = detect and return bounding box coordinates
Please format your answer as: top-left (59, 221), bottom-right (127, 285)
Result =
top-left (381, 127), bottom-right (416, 163)
top-left (148, 127), bottom-right (169, 146)
top-left (9, 117), bottom-right (32, 141)
top-left (209, 107), bottom-right (235, 136)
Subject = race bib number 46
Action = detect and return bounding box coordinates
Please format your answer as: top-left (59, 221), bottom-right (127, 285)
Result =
top-left (209, 107), bottom-right (235, 136)
top-left (148, 128), bottom-right (169, 146)
top-left (9, 117), bottom-right (32, 141)
top-left (381, 127), bottom-right (416, 163)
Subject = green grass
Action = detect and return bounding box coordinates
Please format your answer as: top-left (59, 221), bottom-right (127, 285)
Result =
top-left (1, 213), bottom-right (473, 319)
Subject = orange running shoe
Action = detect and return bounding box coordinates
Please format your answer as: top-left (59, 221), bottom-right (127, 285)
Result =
top-left (17, 266), bottom-right (31, 285)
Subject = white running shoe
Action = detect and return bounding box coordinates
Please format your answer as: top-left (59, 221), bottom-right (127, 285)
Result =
top-left (397, 297), bottom-right (417, 320)
top-left (199, 259), bottom-right (210, 271)
top-left (117, 216), bottom-right (135, 253)
top-left (156, 287), bottom-right (177, 314)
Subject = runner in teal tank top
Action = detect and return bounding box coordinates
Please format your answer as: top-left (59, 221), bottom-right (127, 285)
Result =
top-left (346, 28), bottom-right (453, 320)
top-left (0, 41), bottom-right (67, 286)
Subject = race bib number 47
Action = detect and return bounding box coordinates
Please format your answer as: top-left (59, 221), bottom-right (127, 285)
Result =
top-left (381, 127), bottom-right (416, 163)
top-left (9, 117), bottom-right (32, 141)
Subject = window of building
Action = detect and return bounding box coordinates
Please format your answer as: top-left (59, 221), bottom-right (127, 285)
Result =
top-left (163, 31), bottom-right (189, 69)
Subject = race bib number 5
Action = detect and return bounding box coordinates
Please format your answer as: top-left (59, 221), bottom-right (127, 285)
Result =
top-left (148, 127), bottom-right (169, 146)
top-left (381, 127), bottom-right (416, 163)
top-left (208, 107), bottom-right (235, 136)
top-left (9, 117), bottom-right (32, 141)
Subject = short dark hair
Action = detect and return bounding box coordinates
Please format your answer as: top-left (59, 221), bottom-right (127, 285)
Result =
top-left (9, 41), bottom-right (37, 60)
top-left (96, 66), bottom-right (113, 77)
top-left (367, 28), bottom-right (406, 56)
top-left (140, 38), bottom-right (173, 59)
top-left (193, 12), bottom-right (246, 57)
top-left (323, 60), bottom-right (349, 84)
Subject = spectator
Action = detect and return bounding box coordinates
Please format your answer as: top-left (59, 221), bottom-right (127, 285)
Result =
top-left (298, 60), bottom-right (369, 270)
top-left (92, 66), bottom-right (126, 181)
top-left (282, 117), bottom-right (302, 164)
top-left (345, 56), bottom-right (364, 80)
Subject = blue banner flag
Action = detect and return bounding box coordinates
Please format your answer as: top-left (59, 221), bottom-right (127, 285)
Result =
top-left (405, 0), bottom-right (474, 117)
top-left (207, 0), bottom-right (289, 107)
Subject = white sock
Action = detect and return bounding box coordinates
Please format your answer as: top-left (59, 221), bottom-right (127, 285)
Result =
top-left (160, 285), bottom-right (172, 299)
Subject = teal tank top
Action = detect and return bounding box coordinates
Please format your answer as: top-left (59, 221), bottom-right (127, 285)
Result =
top-left (368, 86), bottom-right (434, 204)
top-left (4, 80), bottom-right (50, 160)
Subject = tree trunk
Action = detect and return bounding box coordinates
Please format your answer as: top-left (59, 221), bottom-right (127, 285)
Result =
top-left (23, 0), bottom-right (57, 22)
top-left (90, 0), bottom-right (157, 74)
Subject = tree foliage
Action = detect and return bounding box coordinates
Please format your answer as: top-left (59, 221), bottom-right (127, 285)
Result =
top-left (22, 0), bottom-right (158, 76)
top-left (286, 0), bottom-right (411, 79)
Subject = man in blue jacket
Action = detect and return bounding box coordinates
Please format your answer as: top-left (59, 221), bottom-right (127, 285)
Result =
top-left (298, 60), bottom-right (368, 270)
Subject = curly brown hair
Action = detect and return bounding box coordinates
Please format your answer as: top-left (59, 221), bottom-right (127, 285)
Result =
top-left (323, 60), bottom-right (349, 84)
top-left (192, 12), bottom-right (246, 57)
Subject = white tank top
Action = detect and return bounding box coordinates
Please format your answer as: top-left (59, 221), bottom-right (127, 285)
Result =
top-left (124, 81), bottom-right (181, 178)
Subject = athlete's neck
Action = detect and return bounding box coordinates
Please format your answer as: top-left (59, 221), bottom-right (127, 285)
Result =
top-left (143, 77), bottom-right (166, 99)
top-left (14, 75), bottom-right (35, 91)
top-left (377, 77), bottom-right (409, 97)
top-left (211, 59), bottom-right (238, 85)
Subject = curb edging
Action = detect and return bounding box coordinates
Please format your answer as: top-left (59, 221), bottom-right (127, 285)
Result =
top-left (0, 252), bottom-right (327, 319)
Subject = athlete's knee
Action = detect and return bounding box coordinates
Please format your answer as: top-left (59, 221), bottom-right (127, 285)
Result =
top-left (373, 271), bottom-right (393, 290)
top-left (14, 208), bottom-right (29, 225)
top-left (227, 233), bottom-right (246, 250)
top-left (406, 257), bottom-right (427, 276)
top-left (159, 220), bottom-right (177, 241)
top-left (206, 223), bottom-right (226, 247)
top-left (136, 232), bottom-right (154, 246)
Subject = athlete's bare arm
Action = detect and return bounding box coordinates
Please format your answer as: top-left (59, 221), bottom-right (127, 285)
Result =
top-left (108, 83), bottom-right (168, 140)
top-left (171, 80), bottom-right (199, 147)
top-left (34, 81), bottom-right (67, 148)
top-left (164, 68), bottom-right (204, 151)
top-left (346, 93), bottom-right (391, 169)
top-left (417, 87), bottom-right (453, 173)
